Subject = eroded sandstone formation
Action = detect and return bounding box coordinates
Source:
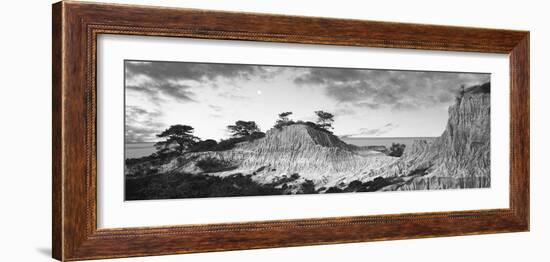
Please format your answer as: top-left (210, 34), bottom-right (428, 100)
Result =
top-left (377, 84), bottom-right (491, 190)
top-left (125, 83), bottom-right (491, 193)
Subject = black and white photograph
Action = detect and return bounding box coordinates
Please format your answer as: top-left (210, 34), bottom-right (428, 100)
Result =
top-left (124, 60), bottom-right (491, 200)
top-left (2, 0), bottom-right (544, 261)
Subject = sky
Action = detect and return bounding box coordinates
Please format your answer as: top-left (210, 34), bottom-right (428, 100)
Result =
top-left (124, 60), bottom-right (490, 143)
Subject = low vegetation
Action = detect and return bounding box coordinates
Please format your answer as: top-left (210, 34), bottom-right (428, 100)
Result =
top-left (196, 157), bottom-right (237, 173)
top-left (324, 176), bottom-right (403, 193)
top-left (125, 172), bottom-right (318, 200)
top-left (125, 108), bottom-right (411, 199)
top-left (125, 172), bottom-right (281, 200)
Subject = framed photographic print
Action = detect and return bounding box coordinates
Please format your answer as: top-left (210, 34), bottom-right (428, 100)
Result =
top-left (52, 1), bottom-right (529, 261)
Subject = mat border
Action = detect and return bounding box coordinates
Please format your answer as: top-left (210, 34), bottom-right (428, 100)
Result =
top-left (52, 1), bottom-right (529, 261)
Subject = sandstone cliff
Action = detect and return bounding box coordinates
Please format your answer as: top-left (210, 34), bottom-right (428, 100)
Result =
top-left (126, 82), bottom-right (491, 193)
top-left (158, 124), bottom-right (396, 189)
top-left (377, 83), bottom-right (491, 190)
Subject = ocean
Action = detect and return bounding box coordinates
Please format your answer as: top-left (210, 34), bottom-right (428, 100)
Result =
top-left (125, 137), bottom-right (436, 159)
top-left (125, 142), bottom-right (157, 159)
top-left (340, 137), bottom-right (436, 148)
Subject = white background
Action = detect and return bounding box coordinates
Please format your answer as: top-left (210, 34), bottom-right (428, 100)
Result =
top-left (0, 0), bottom-right (547, 261)
top-left (98, 35), bottom-right (509, 228)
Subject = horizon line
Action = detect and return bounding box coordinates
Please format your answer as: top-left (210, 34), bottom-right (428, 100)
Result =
top-left (126, 136), bottom-right (439, 144)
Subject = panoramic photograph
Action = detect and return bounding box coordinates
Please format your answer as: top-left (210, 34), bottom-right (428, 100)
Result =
top-left (124, 60), bottom-right (491, 201)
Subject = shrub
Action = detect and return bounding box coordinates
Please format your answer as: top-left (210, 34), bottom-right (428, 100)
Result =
top-left (249, 131), bottom-right (266, 140)
top-left (388, 143), bottom-right (406, 157)
top-left (213, 137), bottom-right (246, 151)
top-left (196, 157), bottom-right (235, 173)
top-left (188, 139), bottom-right (218, 152)
top-left (407, 166), bottom-right (430, 177)
top-left (212, 132), bottom-right (265, 152)
top-left (325, 187), bottom-right (344, 193)
top-left (300, 179), bottom-right (316, 194)
top-left (355, 176), bottom-right (397, 192)
top-left (271, 173), bottom-right (301, 186)
top-left (346, 180), bottom-right (364, 191)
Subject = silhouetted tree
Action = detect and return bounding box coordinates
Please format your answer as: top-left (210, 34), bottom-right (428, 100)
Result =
top-left (227, 120), bottom-right (261, 138)
top-left (314, 110), bottom-right (335, 131)
top-left (278, 112), bottom-right (292, 122)
top-left (155, 125), bottom-right (200, 153)
top-left (274, 111), bottom-right (293, 128)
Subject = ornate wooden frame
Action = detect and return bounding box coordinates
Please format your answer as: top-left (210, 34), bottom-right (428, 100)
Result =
top-left (52, 1), bottom-right (530, 261)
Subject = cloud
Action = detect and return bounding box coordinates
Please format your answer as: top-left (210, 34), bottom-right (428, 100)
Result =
top-left (218, 91), bottom-right (250, 100)
top-left (353, 101), bottom-right (382, 110)
top-left (333, 107), bottom-right (356, 116)
top-left (343, 123), bottom-right (399, 137)
top-left (124, 61), bottom-right (280, 141)
top-left (294, 68), bottom-right (365, 85)
top-left (208, 104), bottom-right (223, 112)
top-left (209, 113), bottom-right (223, 118)
top-left (125, 106), bottom-right (164, 143)
top-left (294, 68), bottom-right (490, 111)
top-left (126, 82), bottom-right (196, 104)
top-left (126, 60), bottom-right (273, 83)
top-left (125, 61), bottom-right (276, 104)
